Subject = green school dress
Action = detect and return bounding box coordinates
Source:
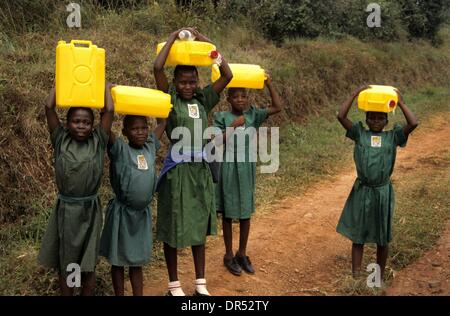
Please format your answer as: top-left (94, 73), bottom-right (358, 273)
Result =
top-left (38, 125), bottom-right (108, 274)
top-left (156, 85), bottom-right (220, 249)
top-left (214, 106), bottom-right (268, 219)
top-left (99, 133), bottom-right (160, 267)
top-left (336, 121), bottom-right (408, 246)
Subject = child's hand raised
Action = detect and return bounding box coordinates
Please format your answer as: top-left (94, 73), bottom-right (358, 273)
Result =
top-left (46, 87), bottom-right (56, 109)
top-left (104, 82), bottom-right (116, 109)
top-left (44, 87), bottom-right (60, 133)
top-left (101, 82), bottom-right (115, 135)
top-left (188, 28), bottom-right (213, 44)
top-left (102, 82), bottom-right (116, 117)
top-left (353, 85), bottom-right (370, 96)
top-left (264, 73), bottom-right (273, 86)
top-left (170, 27), bottom-right (197, 40)
top-left (105, 82), bottom-right (116, 92)
top-left (169, 28), bottom-right (186, 40)
top-left (394, 88), bottom-right (404, 105)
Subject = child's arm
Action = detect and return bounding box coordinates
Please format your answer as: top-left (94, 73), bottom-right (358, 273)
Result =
top-left (212, 56), bottom-right (232, 94)
top-left (396, 90), bottom-right (419, 137)
top-left (153, 29), bottom-right (184, 93)
top-left (153, 118), bottom-right (167, 140)
top-left (212, 116), bottom-right (245, 146)
top-left (191, 29), bottom-right (233, 94)
top-left (337, 85), bottom-right (369, 131)
top-left (44, 88), bottom-right (61, 133)
top-left (100, 82), bottom-right (115, 137)
top-left (265, 74), bottom-right (282, 116)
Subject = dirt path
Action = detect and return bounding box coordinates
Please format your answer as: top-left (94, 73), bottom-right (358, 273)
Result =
top-left (385, 221), bottom-right (449, 296)
top-left (140, 114), bottom-right (450, 296)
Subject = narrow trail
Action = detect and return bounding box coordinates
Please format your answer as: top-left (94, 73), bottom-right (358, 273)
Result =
top-left (139, 113), bottom-right (450, 296)
top-left (385, 222), bottom-right (449, 296)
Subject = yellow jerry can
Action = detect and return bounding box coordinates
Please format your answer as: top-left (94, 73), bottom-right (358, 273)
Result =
top-left (357, 85), bottom-right (398, 113)
top-left (111, 86), bottom-right (173, 118)
top-left (211, 63), bottom-right (267, 89)
top-left (156, 40), bottom-right (217, 66)
top-left (55, 40), bottom-right (105, 109)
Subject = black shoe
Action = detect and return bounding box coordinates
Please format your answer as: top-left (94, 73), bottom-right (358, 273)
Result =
top-left (223, 256), bottom-right (242, 276)
top-left (235, 252), bottom-right (255, 274)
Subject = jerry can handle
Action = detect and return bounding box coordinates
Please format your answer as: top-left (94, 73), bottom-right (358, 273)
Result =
top-left (70, 40), bottom-right (93, 47)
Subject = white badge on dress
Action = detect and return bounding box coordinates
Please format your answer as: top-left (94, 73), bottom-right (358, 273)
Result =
top-left (137, 154), bottom-right (148, 170)
top-left (371, 136), bottom-right (382, 148)
top-left (187, 104), bottom-right (200, 119)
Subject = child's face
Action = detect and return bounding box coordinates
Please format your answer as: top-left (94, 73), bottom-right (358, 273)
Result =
top-left (366, 111), bottom-right (388, 133)
top-left (67, 109), bottom-right (93, 142)
top-left (227, 89), bottom-right (249, 113)
top-left (174, 70), bottom-right (198, 100)
top-left (123, 117), bottom-right (149, 148)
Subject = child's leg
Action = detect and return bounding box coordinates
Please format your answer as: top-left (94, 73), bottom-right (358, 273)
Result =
top-left (222, 216), bottom-right (242, 276)
top-left (111, 265), bottom-right (125, 296)
top-left (237, 218), bottom-right (250, 257)
top-left (351, 243), bottom-right (364, 278)
top-left (222, 216), bottom-right (234, 259)
top-left (129, 266), bottom-right (143, 296)
top-left (376, 245), bottom-right (389, 280)
top-left (163, 242), bottom-right (178, 281)
top-left (164, 243), bottom-right (185, 296)
top-left (192, 244), bottom-right (210, 295)
top-left (234, 218), bottom-right (254, 274)
top-left (58, 274), bottom-right (75, 296)
top-left (81, 272), bottom-right (96, 296)
top-left (191, 244), bottom-right (205, 279)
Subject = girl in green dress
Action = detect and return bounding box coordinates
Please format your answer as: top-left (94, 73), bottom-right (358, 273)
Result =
top-left (153, 28), bottom-right (233, 296)
top-left (99, 115), bottom-right (166, 296)
top-left (214, 75), bottom-right (282, 276)
top-left (38, 83), bottom-right (115, 296)
top-left (336, 85), bottom-right (418, 281)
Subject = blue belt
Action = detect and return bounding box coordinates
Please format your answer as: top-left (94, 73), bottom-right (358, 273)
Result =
top-left (156, 147), bottom-right (207, 192)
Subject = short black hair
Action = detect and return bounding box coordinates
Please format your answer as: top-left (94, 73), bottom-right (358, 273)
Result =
top-left (123, 115), bottom-right (147, 130)
top-left (67, 107), bottom-right (94, 122)
top-left (366, 111), bottom-right (388, 120)
top-left (173, 65), bottom-right (198, 79)
top-left (227, 87), bottom-right (247, 97)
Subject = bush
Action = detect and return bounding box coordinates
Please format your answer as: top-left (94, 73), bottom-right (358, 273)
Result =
top-left (400, 0), bottom-right (447, 44)
top-left (335, 0), bottom-right (404, 41)
top-left (254, 0), bottom-right (405, 42)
